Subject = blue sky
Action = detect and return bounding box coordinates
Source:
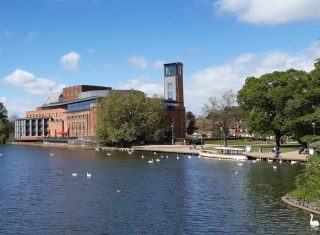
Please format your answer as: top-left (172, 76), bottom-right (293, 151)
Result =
top-left (1, 0), bottom-right (320, 116)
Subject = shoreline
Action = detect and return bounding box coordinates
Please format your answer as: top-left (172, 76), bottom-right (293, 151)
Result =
top-left (281, 194), bottom-right (320, 215)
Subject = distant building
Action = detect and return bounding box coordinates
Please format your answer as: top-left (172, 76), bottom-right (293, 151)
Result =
top-left (14, 85), bottom-right (113, 141)
top-left (163, 62), bottom-right (186, 138)
top-left (15, 62), bottom-right (187, 142)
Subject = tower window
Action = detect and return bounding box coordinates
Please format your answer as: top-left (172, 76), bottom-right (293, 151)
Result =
top-left (168, 83), bottom-right (174, 100)
top-left (165, 64), bottom-right (176, 76)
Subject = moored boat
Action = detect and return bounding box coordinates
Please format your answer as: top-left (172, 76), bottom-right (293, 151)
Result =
top-left (199, 146), bottom-right (247, 160)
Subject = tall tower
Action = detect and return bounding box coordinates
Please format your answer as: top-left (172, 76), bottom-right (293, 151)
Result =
top-left (164, 62), bottom-right (186, 139)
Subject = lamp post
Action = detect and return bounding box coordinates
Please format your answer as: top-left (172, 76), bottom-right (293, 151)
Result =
top-left (312, 122), bottom-right (316, 136)
top-left (220, 127), bottom-right (223, 146)
top-left (171, 120), bottom-right (175, 145)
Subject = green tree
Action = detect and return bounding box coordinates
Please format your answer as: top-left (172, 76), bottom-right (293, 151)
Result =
top-left (96, 91), bottom-right (166, 146)
top-left (0, 102), bottom-right (8, 144)
top-left (202, 90), bottom-right (240, 146)
top-left (292, 61), bottom-right (320, 143)
top-left (237, 69), bottom-right (310, 151)
top-left (186, 111), bottom-right (196, 135)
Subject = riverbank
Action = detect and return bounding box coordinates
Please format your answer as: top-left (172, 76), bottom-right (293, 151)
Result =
top-left (282, 194), bottom-right (320, 215)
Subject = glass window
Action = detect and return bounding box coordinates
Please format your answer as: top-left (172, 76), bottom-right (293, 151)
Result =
top-left (168, 83), bottom-right (174, 100)
top-left (165, 64), bottom-right (176, 76)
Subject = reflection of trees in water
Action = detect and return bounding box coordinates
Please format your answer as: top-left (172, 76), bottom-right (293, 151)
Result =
top-left (243, 162), bottom-right (306, 233)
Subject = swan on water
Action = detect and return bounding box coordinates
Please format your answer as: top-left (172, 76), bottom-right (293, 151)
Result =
top-left (310, 214), bottom-right (319, 227)
top-left (49, 153), bottom-right (54, 156)
top-left (177, 156), bottom-right (180, 160)
top-left (267, 158), bottom-right (273, 163)
top-left (72, 173), bottom-right (77, 177)
top-left (237, 161), bottom-right (243, 166)
top-left (273, 166), bottom-right (277, 169)
top-left (291, 160), bottom-right (297, 165)
top-left (148, 159), bottom-right (154, 164)
top-left (188, 155), bottom-right (192, 159)
top-left (86, 172), bottom-right (92, 178)
top-left (156, 159), bottom-right (160, 162)
top-left (141, 155), bottom-right (144, 159)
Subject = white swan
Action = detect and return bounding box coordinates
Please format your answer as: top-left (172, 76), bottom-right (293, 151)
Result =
top-left (237, 161), bottom-right (243, 166)
top-left (177, 156), bottom-right (180, 160)
top-left (188, 155), bottom-right (192, 159)
top-left (86, 172), bottom-right (92, 178)
top-left (72, 173), bottom-right (77, 177)
top-left (153, 152), bottom-right (157, 155)
top-left (273, 166), bottom-right (277, 169)
top-left (49, 153), bottom-right (54, 156)
top-left (267, 158), bottom-right (273, 163)
top-left (107, 153), bottom-right (111, 156)
top-left (310, 214), bottom-right (319, 227)
top-left (141, 155), bottom-right (144, 159)
top-left (291, 160), bottom-right (297, 165)
top-left (0, 153), bottom-right (3, 156)
top-left (148, 159), bottom-right (154, 164)
top-left (156, 159), bottom-right (160, 162)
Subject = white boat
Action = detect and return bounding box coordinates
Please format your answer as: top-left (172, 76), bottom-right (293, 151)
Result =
top-left (199, 146), bottom-right (247, 160)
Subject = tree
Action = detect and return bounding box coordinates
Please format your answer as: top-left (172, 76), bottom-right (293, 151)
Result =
top-left (202, 90), bottom-right (240, 146)
top-left (0, 102), bottom-right (8, 144)
top-left (237, 69), bottom-right (310, 151)
top-left (96, 91), bottom-right (166, 146)
top-left (186, 111), bottom-right (196, 135)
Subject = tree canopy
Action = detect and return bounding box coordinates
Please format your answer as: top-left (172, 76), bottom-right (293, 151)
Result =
top-left (237, 66), bottom-right (320, 149)
top-left (96, 91), bottom-right (166, 146)
top-left (0, 102), bottom-right (8, 144)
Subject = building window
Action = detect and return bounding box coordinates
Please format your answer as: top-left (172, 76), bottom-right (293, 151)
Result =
top-left (168, 82), bottom-right (174, 100)
top-left (165, 64), bottom-right (176, 76)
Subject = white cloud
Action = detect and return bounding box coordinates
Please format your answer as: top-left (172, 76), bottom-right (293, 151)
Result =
top-left (185, 41), bottom-right (320, 114)
top-left (119, 75), bottom-right (164, 97)
top-left (0, 96), bottom-right (33, 117)
top-left (3, 69), bottom-right (57, 95)
top-left (128, 55), bottom-right (165, 69)
top-left (60, 51), bottom-right (80, 70)
top-left (215, 0), bottom-right (320, 25)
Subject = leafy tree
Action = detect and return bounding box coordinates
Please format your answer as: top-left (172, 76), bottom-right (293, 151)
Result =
top-left (186, 111), bottom-right (196, 135)
top-left (292, 61), bottom-right (320, 143)
top-left (0, 102), bottom-right (8, 144)
top-left (202, 90), bottom-right (240, 146)
top-left (237, 69), bottom-right (310, 151)
top-left (96, 91), bottom-right (166, 146)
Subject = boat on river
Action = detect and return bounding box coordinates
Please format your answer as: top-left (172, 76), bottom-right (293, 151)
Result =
top-left (199, 146), bottom-right (247, 160)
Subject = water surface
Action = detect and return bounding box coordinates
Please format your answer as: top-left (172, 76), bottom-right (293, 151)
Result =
top-left (0, 145), bottom-right (317, 234)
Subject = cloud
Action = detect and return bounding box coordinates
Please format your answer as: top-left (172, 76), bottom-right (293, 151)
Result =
top-left (0, 96), bottom-right (33, 117)
top-left (128, 55), bottom-right (165, 69)
top-left (215, 0), bottom-right (320, 25)
top-left (60, 51), bottom-right (80, 70)
top-left (25, 31), bottom-right (38, 43)
top-left (185, 41), bottom-right (320, 114)
top-left (119, 75), bottom-right (164, 97)
top-left (3, 69), bottom-right (57, 95)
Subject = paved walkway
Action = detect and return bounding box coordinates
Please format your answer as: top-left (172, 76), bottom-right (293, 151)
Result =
top-left (132, 144), bottom-right (308, 162)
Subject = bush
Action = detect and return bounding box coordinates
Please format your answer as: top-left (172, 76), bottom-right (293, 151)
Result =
top-left (291, 152), bottom-right (320, 205)
top-left (299, 135), bottom-right (320, 147)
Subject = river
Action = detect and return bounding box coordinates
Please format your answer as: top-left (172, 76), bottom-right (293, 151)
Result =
top-left (0, 145), bottom-right (318, 234)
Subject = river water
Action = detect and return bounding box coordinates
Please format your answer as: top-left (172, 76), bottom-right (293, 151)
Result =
top-left (0, 145), bottom-right (318, 234)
